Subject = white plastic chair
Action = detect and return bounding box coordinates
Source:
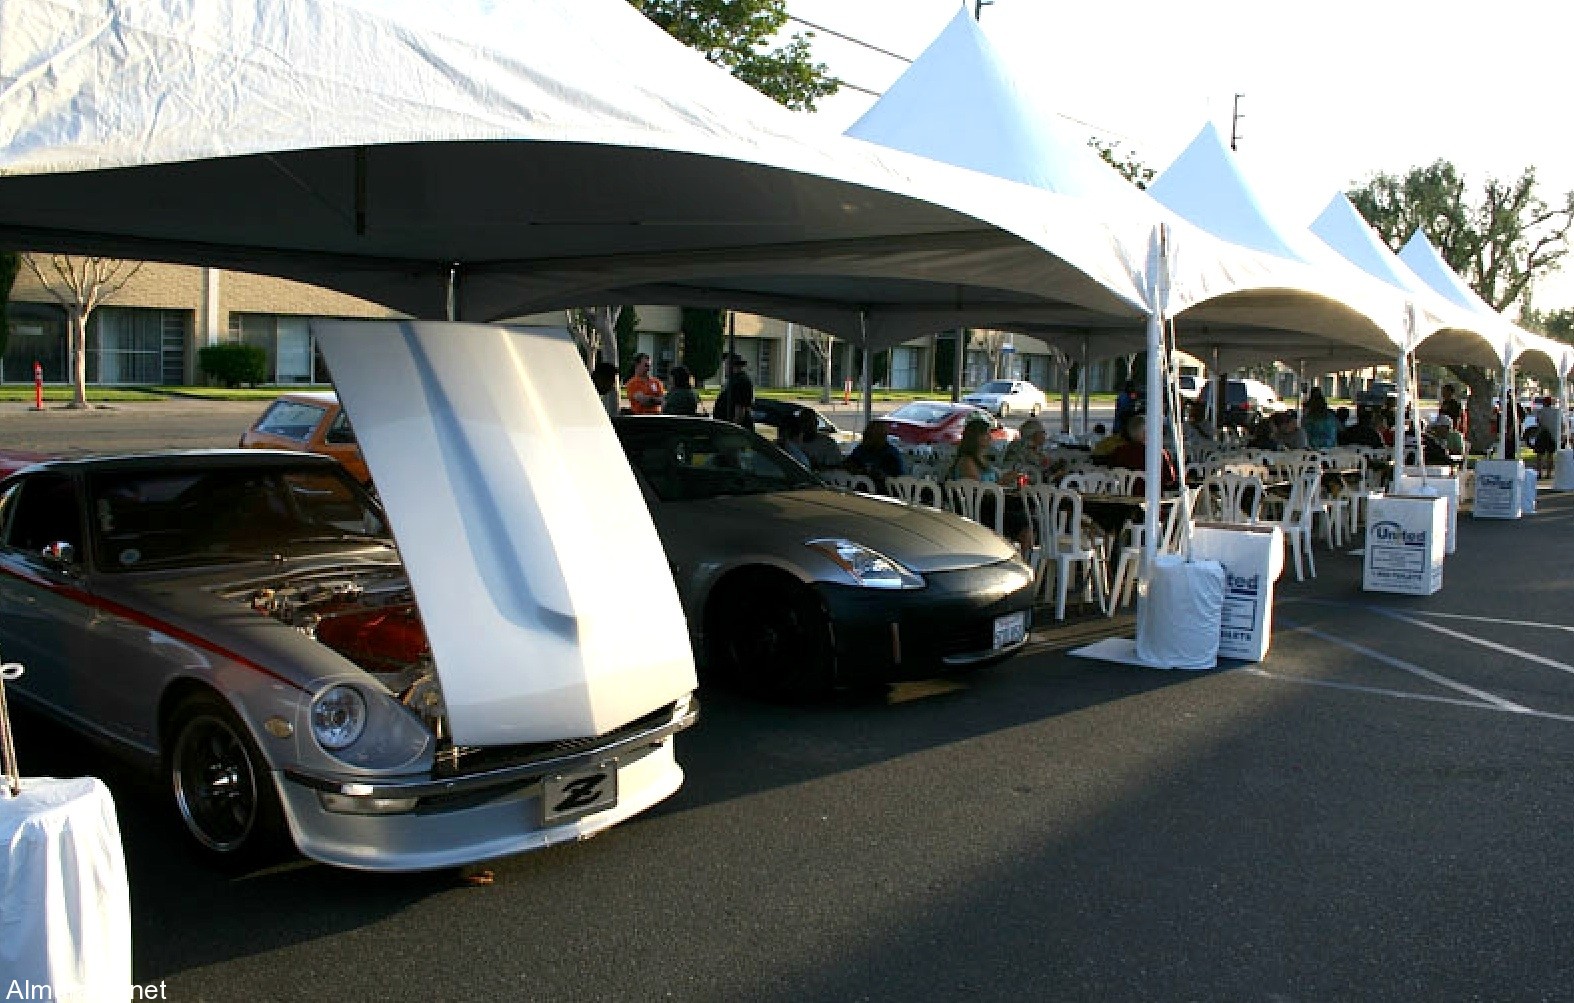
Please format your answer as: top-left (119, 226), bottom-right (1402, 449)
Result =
top-left (1199, 471), bottom-right (1263, 525)
top-left (1106, 489), bottom-right (1195, 614)
top-left (1278, 468), bottom-right (1321, 581)
top-left (1039, 488), bottom-right (1108, 620)
top-left (944, 478), bottom-right (1005, 536)
top-left (886, 475), bottom-right (943, 508)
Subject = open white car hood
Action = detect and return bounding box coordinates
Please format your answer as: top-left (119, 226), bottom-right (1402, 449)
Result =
top-left (314, 320), bottom-right (696, 746)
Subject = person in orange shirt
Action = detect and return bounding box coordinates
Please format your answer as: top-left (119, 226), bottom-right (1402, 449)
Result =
top-left (624, 353), bottom-right (665, 415)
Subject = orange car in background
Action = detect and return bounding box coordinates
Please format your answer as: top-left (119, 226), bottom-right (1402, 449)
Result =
top-left (238, 391), bottom-right (370, 485)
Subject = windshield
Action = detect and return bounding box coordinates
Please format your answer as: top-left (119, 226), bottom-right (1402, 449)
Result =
top-left (889, 402), bottom-right (956, 424)
top-left (977, 381), bottom-right (1013, 394)
top-left (87, 465), bottom-right (390, 571)
top-left (617, 421), bottom-right (820, 502)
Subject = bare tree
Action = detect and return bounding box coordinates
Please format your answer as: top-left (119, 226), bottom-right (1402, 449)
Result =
top-left (566, 306), bottom-right (623, 370)
top-left (23, 254), bottom-right (143, 408)
top-left (795, 326), bottom-right (836, 403)
top-left (974, 328), bottom-right (1010, 381)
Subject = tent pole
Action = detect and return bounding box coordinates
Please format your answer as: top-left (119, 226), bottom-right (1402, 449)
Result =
top-left (1058, 351), bottom-right (1071, 434)
top-left (445, 263), bottom-right (460, 321)
top-left (1393, 347), bottom-right (1409, 476)
top-left (1501, 358), bottom-right (1514, 460)
top-left (952, 328), bottom-right (965, 403)
top-left (1209, 346), bottom-right (1221, 436)
top-left (822, 334), bottom-right (834, 405)
top-left (860, 311), bottom-right (874, 428)
top-left (1142, 226), bottom-right (1169, 574)
top-left (1080, 335), bottom-right (1091, 436)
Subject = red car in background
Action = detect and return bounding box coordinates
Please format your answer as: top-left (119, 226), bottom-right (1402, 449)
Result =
top-left (868, 402), bottom-right (1018, 446)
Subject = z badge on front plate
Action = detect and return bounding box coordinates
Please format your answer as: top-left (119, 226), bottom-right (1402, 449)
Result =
top-left (543, 761), bottom-right (619, 824)
top-left (992, 611), bottom-right (1027, 650)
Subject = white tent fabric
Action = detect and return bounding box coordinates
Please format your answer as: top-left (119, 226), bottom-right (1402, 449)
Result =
top-left (1145, 123), bottom-right (1406, 367)
top-left (1309, 193), bottom-right (1502, 368)
top-left (840, 11), bottom-right (1405, 371)
top-left (0, 0), bottom-right (1149, 339)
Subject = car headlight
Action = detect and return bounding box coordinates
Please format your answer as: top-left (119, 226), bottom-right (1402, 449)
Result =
top-left (311, 685), bottom-right (368, 751)
top-left (808, 538), bottom-right (925, 589)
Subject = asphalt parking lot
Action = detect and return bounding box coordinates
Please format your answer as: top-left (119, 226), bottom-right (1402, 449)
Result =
top-left (4, 402), bottom-right (1572, 1000)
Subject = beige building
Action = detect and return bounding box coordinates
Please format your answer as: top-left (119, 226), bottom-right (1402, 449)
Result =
top-left (5, 258), bottom-right (402, 385)
top-left (5, 255), bottom-right (1147, 393)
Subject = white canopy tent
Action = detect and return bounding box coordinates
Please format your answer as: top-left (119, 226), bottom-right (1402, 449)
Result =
top-left (0, 0), bottom-right (1154, 343)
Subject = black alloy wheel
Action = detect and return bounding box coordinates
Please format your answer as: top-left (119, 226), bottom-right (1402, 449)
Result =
top-left (168, 693), bottom-right (285, 865)
top-left (708, 576), bottom-right (836, 701)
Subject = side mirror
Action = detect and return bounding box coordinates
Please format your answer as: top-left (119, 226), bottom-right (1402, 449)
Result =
top-left (40, 540), bottom-right (76, 568)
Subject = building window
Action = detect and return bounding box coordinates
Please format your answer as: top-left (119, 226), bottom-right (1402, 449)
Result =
top-left (2, 303), bottom-right (67, 383)
top-left (228, 314), bottom-right (321, 384)
top-left (87, 307), bottom-right (187, 385)
top-left (1, 304), bottom-right (185, 385)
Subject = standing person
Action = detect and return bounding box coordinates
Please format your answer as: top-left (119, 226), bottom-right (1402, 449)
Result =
top-left (714, 353), bottom-right (754, 429)
top-left (661, 365), bottom-right (699, 416)
top-left (624, 352), bottom-right (665, 415)
top-left (1113, 380), bottom-right (1141, 435)
top-left (591, 361), bottom-right (621, 420)
top-left (1533, 395), bottom-right (1562, 477)
top-left (1438, 383), bottom-right (1464, 433)
top-left (1301, 388), bottom-right (1340, 448)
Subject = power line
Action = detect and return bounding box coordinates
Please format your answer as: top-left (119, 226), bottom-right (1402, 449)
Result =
top-left (785, 8), bottom-right (1135, 144)
top-left (785, 14), bottom-right (913, 64)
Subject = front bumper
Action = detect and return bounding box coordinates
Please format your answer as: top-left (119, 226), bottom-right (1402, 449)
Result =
top-left (817, 560), bottom-right (1035, 685)
top-left (276, 697), bottom-right (697, 872)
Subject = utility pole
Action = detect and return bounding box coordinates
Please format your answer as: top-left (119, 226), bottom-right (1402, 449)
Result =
top-left (1229, 92), bottom-right (1244, 151)
top-left (973, 0), bottom-right (993, 19)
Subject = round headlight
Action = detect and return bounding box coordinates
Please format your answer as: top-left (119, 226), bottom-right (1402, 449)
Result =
top-left (311, 685), bottom-right (367, 751)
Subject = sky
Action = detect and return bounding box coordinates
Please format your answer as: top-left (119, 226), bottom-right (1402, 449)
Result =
top-left (779, 0), bottom-right (1574, 309)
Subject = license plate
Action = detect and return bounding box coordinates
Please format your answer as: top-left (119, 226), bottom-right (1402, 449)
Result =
top-left (993, 611), bottom-right (1027, 650)
top-left (542, 761), bottom-right (619, 824)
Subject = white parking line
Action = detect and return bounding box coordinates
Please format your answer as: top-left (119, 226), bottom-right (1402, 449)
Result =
top-left (1409, 611), bottom-right (1574, 634)
top-left (1277, 621), bottom-right (1536, 714)
top-left (1366, 609), bottom-right (1574, 678)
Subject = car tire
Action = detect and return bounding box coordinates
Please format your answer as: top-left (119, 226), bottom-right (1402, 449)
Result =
top-left (167, 692), bottom-right (288, 868)
top-left (705, 572), bottom-right (836, 701)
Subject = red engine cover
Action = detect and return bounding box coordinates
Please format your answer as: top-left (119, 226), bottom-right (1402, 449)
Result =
top-left (314, 604), bottom-right (429, 671)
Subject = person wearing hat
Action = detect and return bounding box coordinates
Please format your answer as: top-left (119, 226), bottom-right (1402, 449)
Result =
top-left (1430, 413), bottom-right (1466, 461)
top-left (712, 353), bottom-right (754, 429)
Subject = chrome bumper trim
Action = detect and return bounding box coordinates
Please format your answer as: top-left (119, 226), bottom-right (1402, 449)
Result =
top-left (284, 698), bottom-right (698, 799)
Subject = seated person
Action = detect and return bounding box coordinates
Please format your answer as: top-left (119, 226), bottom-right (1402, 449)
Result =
top-left (845, 423), bottom-right (905, 487)
top-left (1338, 406), bottom-right (1386, 448)
top-left (776, 421), bottom-right (810, 468)
top-left (945, 417), bottom-right (1032, 552)
top-left (1182, 399), bottom-right (1213, 456)
top-left (1089, 421), bottom-right (1127, 458)
top-left (1430, 414), bottom-right (1466, 460)
top-left (1270, 411), bottom-right (1309, 451)
top-left (1000, 417), bottom-right (1061, 480)
top-left (1107, 414), bottom-right (1179, 490)
top-left (795, 411), bottom-right (845, 470)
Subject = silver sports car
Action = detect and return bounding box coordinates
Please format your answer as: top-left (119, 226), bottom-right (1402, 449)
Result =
top-left (613, 417), bottom-right (1035, 699)
top-left (0, 451), bottom-right (696, 870)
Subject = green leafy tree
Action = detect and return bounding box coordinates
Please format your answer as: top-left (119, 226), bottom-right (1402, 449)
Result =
top-left (681, 307), bottom-right (725, 384)
top-left (1523, 306), bottom-right (1574, 345)
top-left (615, 305), bottom-right (640, 378)
top-left (1348, 161), bottom-right (1574, 451)
top-left (0, 251), bottom-right (19, 357)
top-left (1088, 139), bottom-right (1154, 190)
top-left (630, 0), bottom-right (838, 111)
